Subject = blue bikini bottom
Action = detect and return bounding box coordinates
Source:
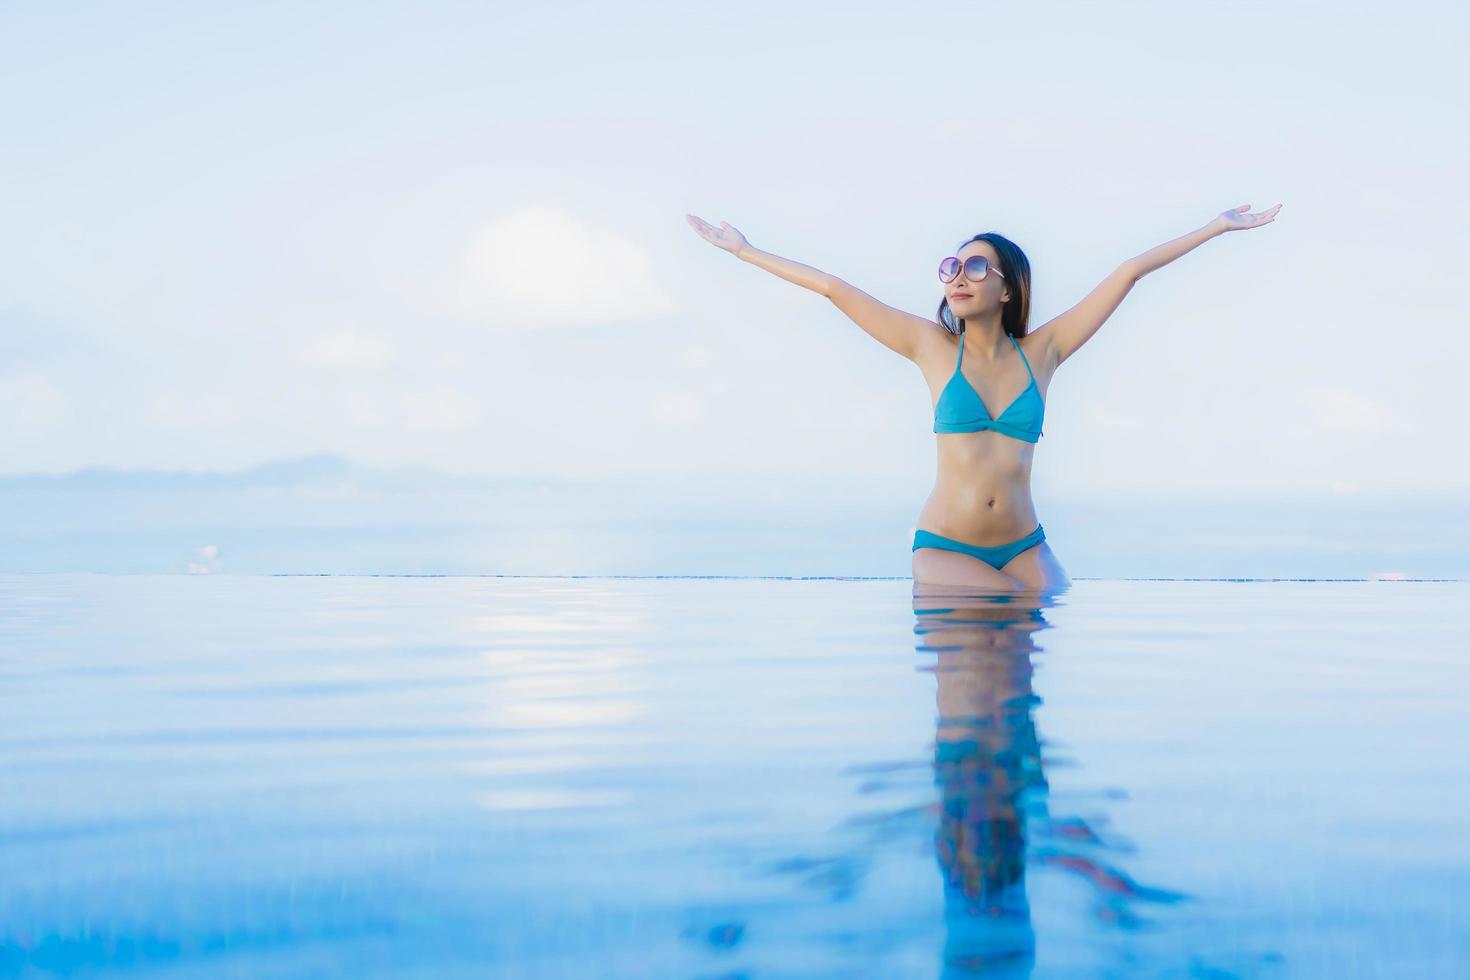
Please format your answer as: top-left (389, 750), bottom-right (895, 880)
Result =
top-left (912, 525), bottom-right (1046, 571)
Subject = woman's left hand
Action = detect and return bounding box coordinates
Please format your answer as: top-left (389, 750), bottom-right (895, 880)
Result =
top-left (1214, 203), bottom-right (1282, 233)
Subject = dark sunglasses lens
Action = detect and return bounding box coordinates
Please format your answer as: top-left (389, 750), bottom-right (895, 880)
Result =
top-left (964, 256), bottom-right (990, 280)
top-left (938, 257), bottom-right (960, 282)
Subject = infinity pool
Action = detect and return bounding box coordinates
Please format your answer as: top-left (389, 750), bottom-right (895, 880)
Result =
top-left (2, 575), bottom-right (1466, 978)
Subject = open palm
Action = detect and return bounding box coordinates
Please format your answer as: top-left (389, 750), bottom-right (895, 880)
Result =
top-left (1216, 203), bottom-right (1282, 232)
top-left (685, 213), bottom-right (748, 255)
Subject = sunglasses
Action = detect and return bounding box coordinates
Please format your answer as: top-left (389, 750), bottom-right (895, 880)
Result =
top-left (938, 255), bottom-right (1006, 284)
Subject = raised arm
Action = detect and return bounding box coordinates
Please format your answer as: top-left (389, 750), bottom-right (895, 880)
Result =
top-left (685, 214), bottom-right (937, 362)
top-left (1034, 203), bottom-right (1282, 369)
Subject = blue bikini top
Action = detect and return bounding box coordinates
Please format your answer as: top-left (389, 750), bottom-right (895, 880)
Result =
top-left (933, 332), bottom-right (1045, 442)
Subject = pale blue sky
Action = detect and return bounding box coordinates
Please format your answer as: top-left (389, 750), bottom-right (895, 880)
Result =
top-left (2, 0), bottom-right (1466, 498)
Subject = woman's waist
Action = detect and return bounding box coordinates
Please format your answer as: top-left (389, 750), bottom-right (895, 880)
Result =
top-left (917, 487), bottom-right (1039, 543)
top-left (927, 469), bottom-right (1033, 507)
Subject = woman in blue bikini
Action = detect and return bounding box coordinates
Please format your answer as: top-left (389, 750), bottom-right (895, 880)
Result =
top-left (685, 204), bottom-right (1280, 591)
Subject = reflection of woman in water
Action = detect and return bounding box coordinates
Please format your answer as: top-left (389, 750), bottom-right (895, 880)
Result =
top-left (915, 594), bottom-right (1186, 975)
top-left (921, 597), bottom-right (1048, 975)
top-left (686, 204), bottom-right (1280, 592)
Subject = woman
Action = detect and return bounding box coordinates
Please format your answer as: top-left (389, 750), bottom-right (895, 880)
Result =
top-left (684, 204), bottom-right (1281, 591)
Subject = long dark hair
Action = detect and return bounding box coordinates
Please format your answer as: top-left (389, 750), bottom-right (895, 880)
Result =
top-left (936, 232), bottom-right (1032, 338)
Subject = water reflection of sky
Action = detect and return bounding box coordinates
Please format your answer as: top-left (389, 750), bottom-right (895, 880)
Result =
top-left (0, 575), bottom-right (1466, 977)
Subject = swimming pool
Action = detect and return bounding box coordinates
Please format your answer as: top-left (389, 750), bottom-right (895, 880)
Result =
top-left (2, 575), bottom-right (1466, 978)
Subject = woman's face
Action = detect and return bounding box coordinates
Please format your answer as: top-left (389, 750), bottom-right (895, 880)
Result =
top-left (945, 242), bottom-right (1007, 316)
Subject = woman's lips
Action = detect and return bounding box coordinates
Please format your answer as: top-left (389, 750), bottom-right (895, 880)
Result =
top-left (951, 293), bottom-right (973, 300)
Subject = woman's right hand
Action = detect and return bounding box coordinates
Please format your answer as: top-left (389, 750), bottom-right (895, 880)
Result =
top-left (684, 213), bottom-right (749, 257)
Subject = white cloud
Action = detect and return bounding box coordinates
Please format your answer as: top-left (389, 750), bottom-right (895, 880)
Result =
top-left (187, 544), bottom-right (223, 575)
top-left (0, 373), bottom-right (67, 432)
top-left (455, 205), bottom-right (678, 328)
top-left (1299, 385), bottom-right (1392, 434)
top-left (300, 331), bottom-right (396, 368)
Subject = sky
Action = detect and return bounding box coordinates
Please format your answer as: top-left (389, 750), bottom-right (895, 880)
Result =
top-left (1, 0), bottom-right (1466, 499)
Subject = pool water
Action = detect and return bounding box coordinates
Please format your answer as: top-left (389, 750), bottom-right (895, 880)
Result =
top-left (2, 575), bottom-right (1467, 978)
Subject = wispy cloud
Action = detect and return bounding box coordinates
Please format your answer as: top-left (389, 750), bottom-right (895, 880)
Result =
top-left (147, 392), bottom-right (242, 429)
top-left (0, 373), bottom-right (67, 433)
top-left (647, 390), bottom-right (707, 430)
top-left (0, 307), bottom-right (75, 363)
top-left (453, 206), bottom-right (677, 328)
top-left (334, 387), bottom-right (482, 432)
top-left (398, 386), bottom-right (480, 431)
top-left (1298, 385), bottom-right (1393, 434)
top-left (300, 331), bottom-right (396, 368)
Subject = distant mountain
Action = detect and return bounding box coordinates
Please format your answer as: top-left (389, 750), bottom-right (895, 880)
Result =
top-left (0, 452), bottom-right (346, 489)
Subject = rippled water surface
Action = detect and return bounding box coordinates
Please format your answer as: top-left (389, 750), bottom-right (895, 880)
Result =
top-left (2, 575), bottom-right (1467, 978)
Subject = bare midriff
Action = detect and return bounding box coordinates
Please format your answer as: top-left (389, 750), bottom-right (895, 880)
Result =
top-left (914, 434), bottom-right (1039, 546)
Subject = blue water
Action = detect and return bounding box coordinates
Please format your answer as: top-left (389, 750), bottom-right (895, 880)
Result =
top-left (2, 459), bottom-right (1465, 579)
top-left (2, 575), bottom-right (1467, 978)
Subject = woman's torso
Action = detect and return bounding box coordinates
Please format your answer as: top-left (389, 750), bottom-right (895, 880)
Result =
top-left (915, 329), bottom-right (1053, 546)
